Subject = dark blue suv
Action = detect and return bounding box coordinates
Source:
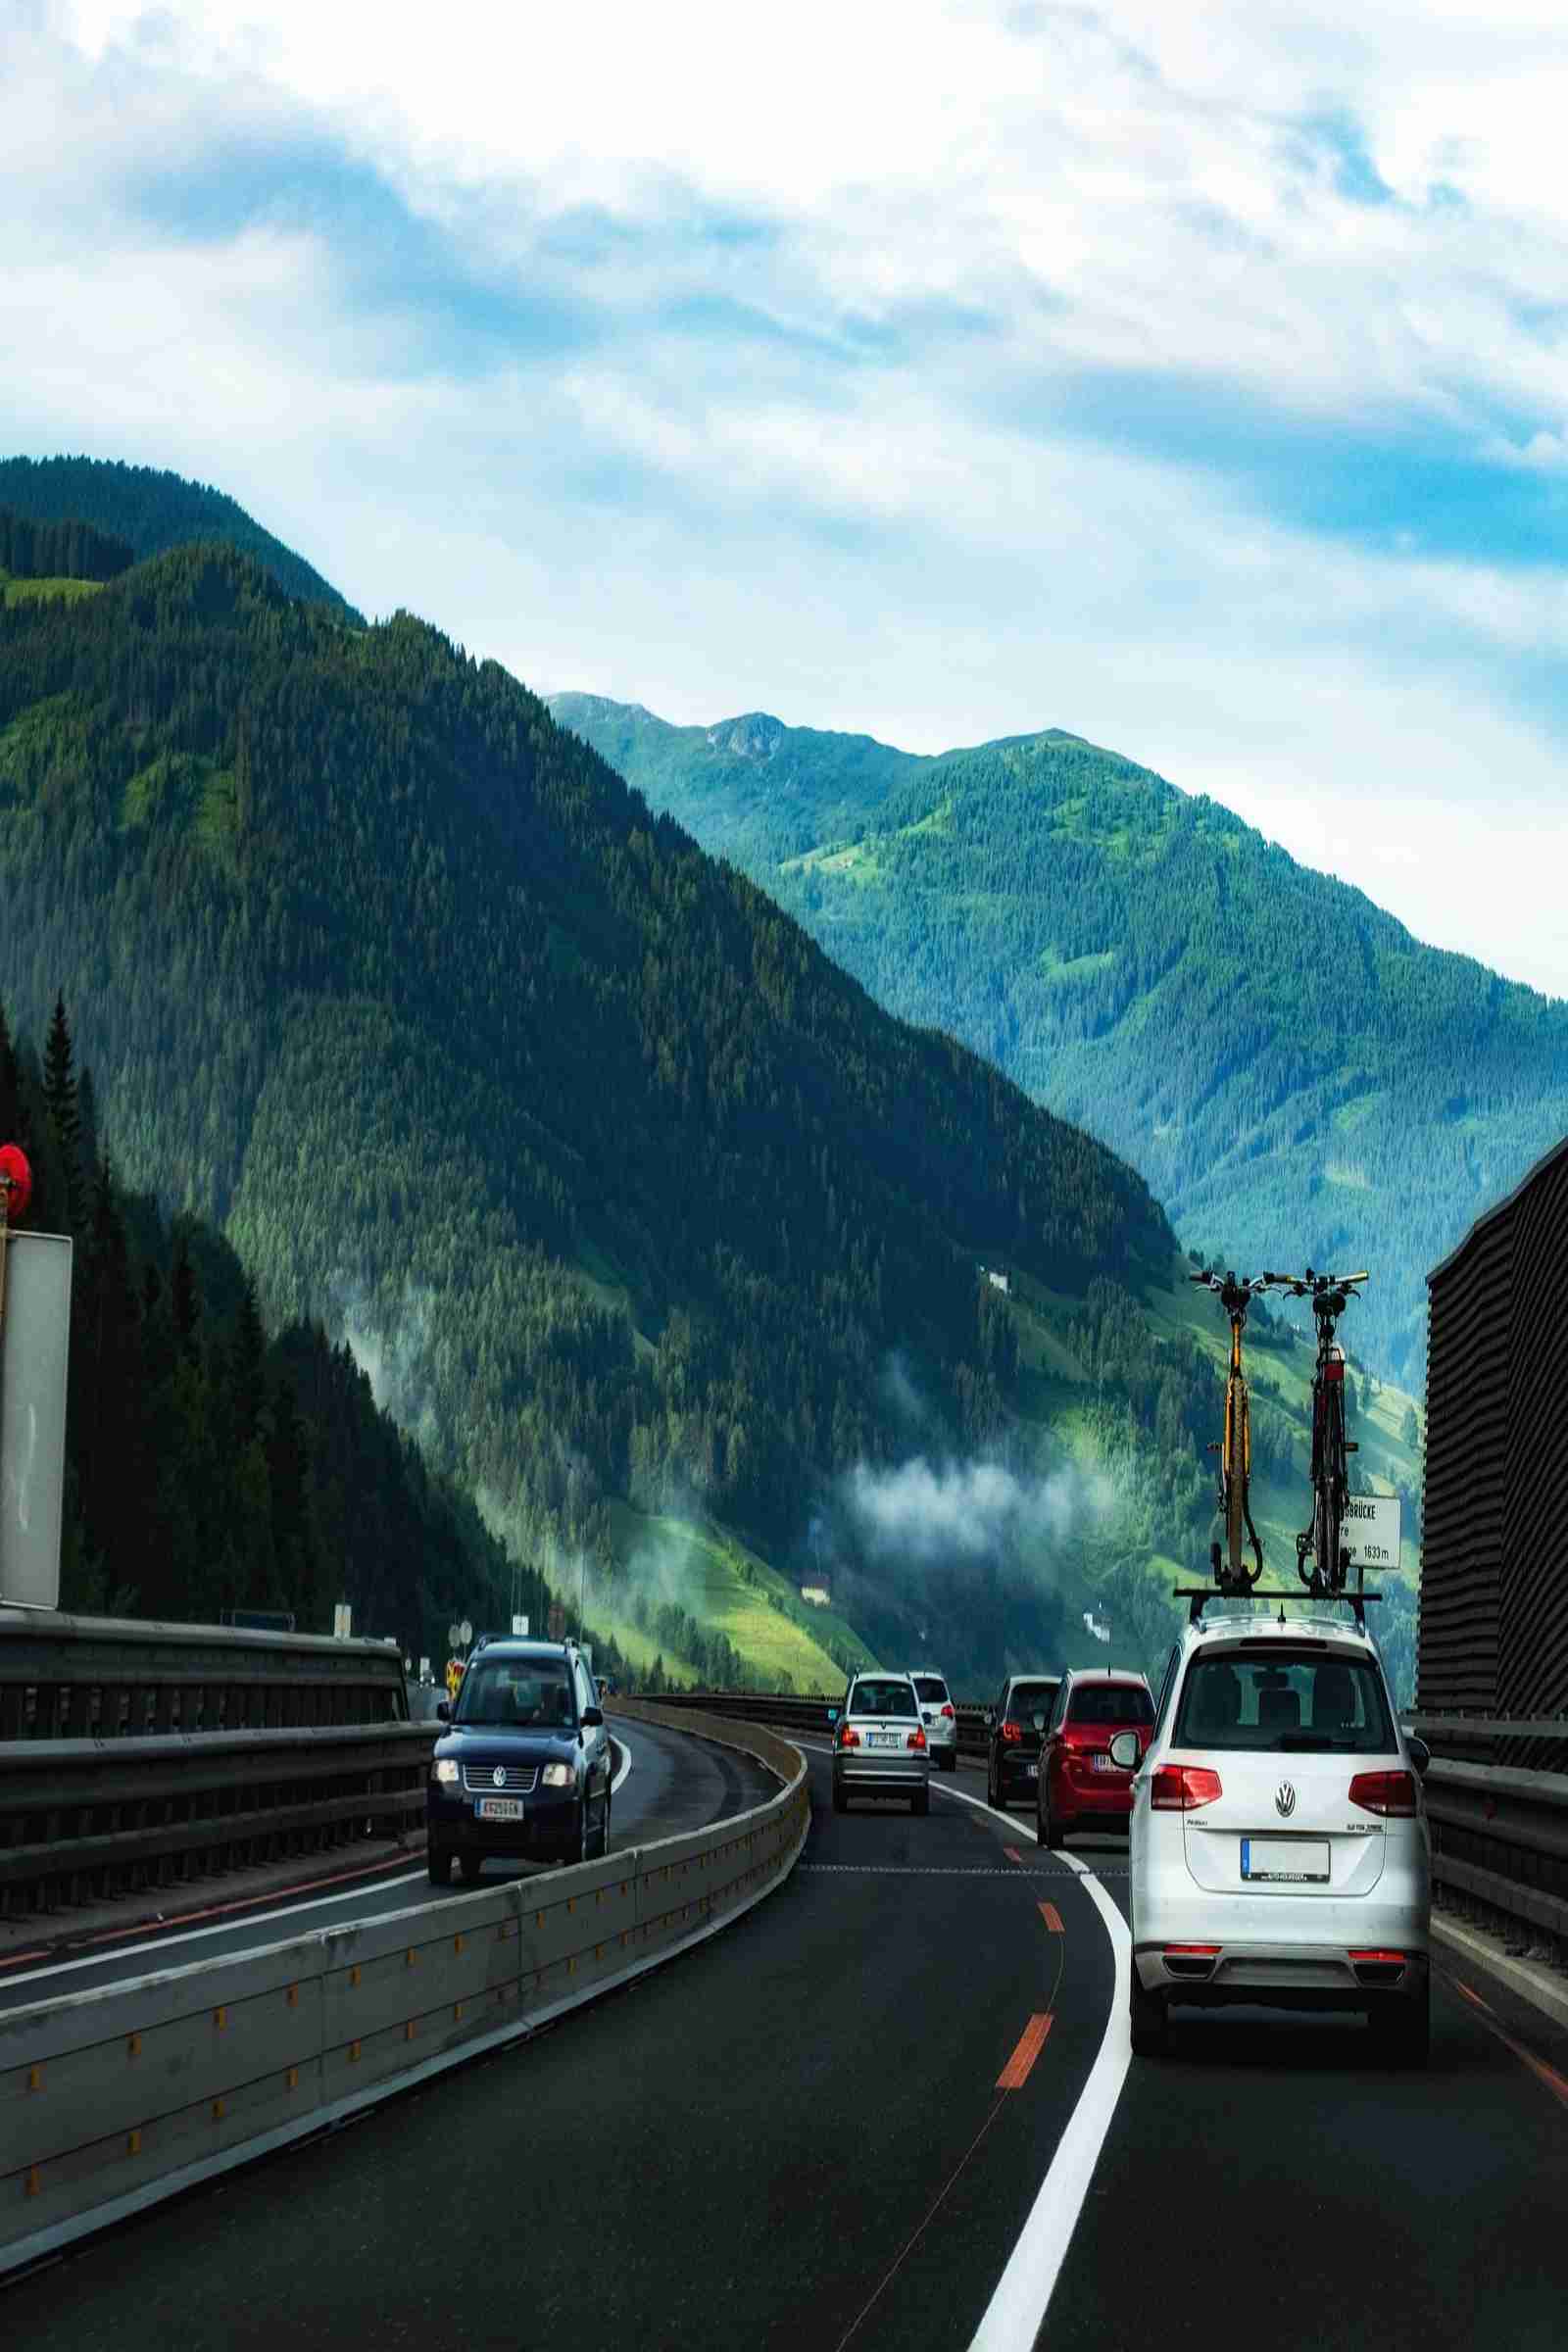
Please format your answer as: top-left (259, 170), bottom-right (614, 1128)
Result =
top-left (426, 1641), bottom-right (613, 1885)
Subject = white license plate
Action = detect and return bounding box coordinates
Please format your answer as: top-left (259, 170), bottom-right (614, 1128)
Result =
top-left (476, 1796), bottom-right (524, 1821)
top-left (1092, 1753), bottom-right (1119, 1772)
top-left (1025, 1762), bottom-right (1038, 1778)
top-left (868, 1733), bottom-right (903, 1749)
top-left (1242, 1837), bottom-right (1329, 1884)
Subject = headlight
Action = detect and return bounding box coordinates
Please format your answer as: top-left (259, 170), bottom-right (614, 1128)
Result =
top-left (541, 1761), bottom-right (576, 1788)
top-left (431, 1758), bottom-right (460, 1785)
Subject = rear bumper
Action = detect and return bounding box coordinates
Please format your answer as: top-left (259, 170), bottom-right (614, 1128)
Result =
top-left (1052, 1773), bottom-right (1134, 1823)
top-left (1134, 1941), bottom-right (1431, 2009)
top-left (998, 1752), bottom-right (1040, 1794)
top-left (1133, 1879), bottom-right (1432, 2001)
top-left (834, 1762), bottom-right (930, 1794)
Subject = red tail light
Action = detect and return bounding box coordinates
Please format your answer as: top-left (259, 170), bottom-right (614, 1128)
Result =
top-left (838, 1724), bottom-right (860, 1749)
top-left (1001, 1721), bottom-right (1022, 1743)
top-left (1349, 1950), bottom-right (1406, 1966)
top-left (1164, 1943), bottom-right (1221, 1957)
top-left (941, 1703), bottom-right (956, 1719)
top-left (1348, 1770), bottom-right (1416, 1817)
top-left (907, 1727), bottom-right (927, 1751)
top-left (1152, 1764), bottom-right (1223, 1811)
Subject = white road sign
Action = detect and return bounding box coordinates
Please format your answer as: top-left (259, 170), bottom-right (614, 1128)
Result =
top-left (1342, 1494), bottom-right (1402, 1572)
top-left (0, 1232), bottom-right (72, 1611)
top-left (447, 1622), bottom-right (461, 1649)
top-left (512, 1614), bottom-right (529, 1638)
top-left (459, 1619), bottom-right (472, 1646)
top-left (332, 1602), bottom-right (353, 1640)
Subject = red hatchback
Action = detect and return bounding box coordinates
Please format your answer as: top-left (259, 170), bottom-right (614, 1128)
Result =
top-left (1037, 1668), bottom-right (1154, 1847)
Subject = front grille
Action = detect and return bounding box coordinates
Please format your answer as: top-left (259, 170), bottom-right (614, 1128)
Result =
top-left (463, 1763), bottom-right (539, 1794)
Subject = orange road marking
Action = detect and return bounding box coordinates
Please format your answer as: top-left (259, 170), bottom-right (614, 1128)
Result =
top-left (996, 2012), bottom-right (1054, 2090)
top-left (1003, 1846), bottom-right (1024, 1866)
top-left (1039, 1901), bottom-right (1064, 1933)
top-left (1454, 1979), bottom-right (1493, 2014)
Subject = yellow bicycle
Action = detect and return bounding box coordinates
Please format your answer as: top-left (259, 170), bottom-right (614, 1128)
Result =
top-left (1190, 1269), bottom-right (1271, 1592)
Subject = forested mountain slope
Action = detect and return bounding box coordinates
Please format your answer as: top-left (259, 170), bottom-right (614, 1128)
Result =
top-left (551, 699), bottom-right (1568, 1386)
top-left (0, 457), bottom-right (363, 622)
top-left (0, 545), bottom-right (1174, 1676)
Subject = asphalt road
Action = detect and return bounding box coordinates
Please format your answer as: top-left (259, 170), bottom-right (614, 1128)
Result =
top-left (9, 1746), bottom-right (1567, 2351)
top-left (0, 1719), bottom-right (772, 2014)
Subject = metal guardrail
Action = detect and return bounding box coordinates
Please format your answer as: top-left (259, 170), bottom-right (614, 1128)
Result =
top-left (0, 1700), bottom-right (808, 2277)
top-left (639, 1688), bottom-right (993, 1760)
top-left (0, 1722), bottom-right (434, 1918)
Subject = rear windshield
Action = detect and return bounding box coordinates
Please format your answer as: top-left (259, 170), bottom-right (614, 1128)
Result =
top-left (1173, 1650), bottom-right (1396, 1754)
top-left (912, 1677), bottom-right (949, 1703)
top-left (1068, 1683), bottom-right (1152, 1727)
top-left (1006, 1681), bottom-right (1057, 1720)
top-left (457, 1657), bottom-right (573, 1730)
top-left (849, 1679), bottom-right (918, 1719)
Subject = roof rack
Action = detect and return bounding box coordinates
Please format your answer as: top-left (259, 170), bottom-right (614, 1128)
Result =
top-left (1172, 1587), bottom-right (1382, 1630)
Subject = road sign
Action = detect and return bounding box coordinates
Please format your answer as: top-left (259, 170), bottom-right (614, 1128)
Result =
top-left (419, 1656), bottom-right (430, 1684)
top-left (332, 1602), bottom-right (353, 1640)
top-left (512, 1613), bottom-right (529, 1638)
top-left (459, 1618), bottom-right (472, 1646)
top-left (447, 1622), bottom-right (461, 1649)
top-left (0, 1230), bottom-right (72, 1611)
top-left (1343, 1494), bottom-right (1402, 1572)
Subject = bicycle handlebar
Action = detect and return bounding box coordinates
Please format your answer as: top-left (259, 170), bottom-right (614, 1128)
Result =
top-left (1261, 1268), bottom-right (1368, 1299)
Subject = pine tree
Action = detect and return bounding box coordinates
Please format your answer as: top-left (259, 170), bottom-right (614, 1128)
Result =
top-left (171, 1235), bottom-right (201, 1363)
top-left (41, 993), bottom-right (85, 1233)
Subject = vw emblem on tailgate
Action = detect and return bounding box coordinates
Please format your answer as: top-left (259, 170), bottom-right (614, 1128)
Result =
top-left (1275, 1781), bottom-right (1297, 1819)
top-left (492, 1766), bottom-right (507, 1788)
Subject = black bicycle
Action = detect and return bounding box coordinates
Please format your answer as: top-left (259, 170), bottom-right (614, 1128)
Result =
top-left (1189, 1269), bottom-right (1273, 1593)
top-left (1261, 1266), bottom-right (1367, 1596)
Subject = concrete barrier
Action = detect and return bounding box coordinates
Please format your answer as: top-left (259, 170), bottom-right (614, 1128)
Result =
top-left (0, 1707), bottom-right (808, 2276)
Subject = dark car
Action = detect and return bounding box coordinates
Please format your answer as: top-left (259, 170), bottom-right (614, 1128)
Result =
top-left (985, 1674), bottom-right (1061, 1812)
top-left (1036, 1667), bottom-right (1154, 1847)
top-left (426, 1641), bottom-right (612, 1885)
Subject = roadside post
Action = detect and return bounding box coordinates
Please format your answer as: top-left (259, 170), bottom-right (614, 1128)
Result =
top-left (0, 1145), bottom-right (73, 1613)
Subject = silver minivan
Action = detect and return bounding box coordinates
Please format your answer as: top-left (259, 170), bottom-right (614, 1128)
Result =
top-left (830, 1674), bottom-right (931, 1815)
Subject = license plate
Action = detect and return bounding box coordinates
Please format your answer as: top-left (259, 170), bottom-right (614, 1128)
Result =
top-left (1025, 1762), bottom-right (1038, 1778)
top-left (869, 1733), bottom-right (903, 1749)
top-left (476, 1796), bottom-right (524, 1821)
top-left (1242, 1837), bottom-right (1329, 1884)
top-left (1092, 1753), bottom-right (1118, 1772)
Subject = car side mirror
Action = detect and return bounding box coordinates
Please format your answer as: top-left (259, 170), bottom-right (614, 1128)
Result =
top-left (826, 1707), bottom-right (839, 1728)
top-left (1108, 1730), bottom-right (1141, 1770)
top-left (581, 1705), bottom-right (605, 1729)
top-left (436, 1699), bottom-right (451, 1724)
top-left (1405, 1734), bottom-right (1430, 1779)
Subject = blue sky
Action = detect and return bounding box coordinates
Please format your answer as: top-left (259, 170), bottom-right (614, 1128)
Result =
top-left (7, 0), bottom-right (1568, 991)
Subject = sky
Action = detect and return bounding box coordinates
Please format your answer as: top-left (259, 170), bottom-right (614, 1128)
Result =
top-left (8, 1), bottom-right (1568, 993)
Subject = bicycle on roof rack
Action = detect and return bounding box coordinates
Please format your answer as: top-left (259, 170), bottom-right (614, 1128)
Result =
top-left (1189, 1268), bottom-right (1273, 1595)
top-left (1260, 1265), bottom-right (1367, 1598)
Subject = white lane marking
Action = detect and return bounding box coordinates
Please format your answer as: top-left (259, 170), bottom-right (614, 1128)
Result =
top-left (967, 1851), bottom-right (1132, 2351)
top-left (0, 1869), bottom-right (430, 1997)
top-left (612, 1736), bottom-right (633, 1793)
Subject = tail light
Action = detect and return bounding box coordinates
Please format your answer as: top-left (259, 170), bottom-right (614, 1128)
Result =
top-left (1349, 1949), bottom-right (1407, 1986)
top-left (1152, 1764), bottom-right (1223, 1811)
top-left (907, 1727), bottom-right (927, 1751)
top-left (1001, 1721), bottom-right (1022, 1743)
top-left (838, 1724), bottom-right (860, 1749)
top-left (941, 1703), bottom-right (956, 1719)
top-left (1348, 1770), bottom-right (1417, 1817)
top-left (1162, 1942), bottom-right (1220, 1980)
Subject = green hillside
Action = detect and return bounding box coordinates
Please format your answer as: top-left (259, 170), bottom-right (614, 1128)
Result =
top-left (0, 541), bottom-right (1174, 1684)
top-left (551, 698), bottom-right (1568, 1389)
top-left (0, 457), bottom-right (363, 623)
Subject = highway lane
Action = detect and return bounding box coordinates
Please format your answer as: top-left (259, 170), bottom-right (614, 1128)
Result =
top-left (0, 1719), bottom-right (773, 2014)
top-left (9, 1746), bottom-right (1115, 2351)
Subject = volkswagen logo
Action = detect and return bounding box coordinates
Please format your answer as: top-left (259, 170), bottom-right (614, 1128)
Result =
top-left (492, 1766), bottom-right (507, 1789)
top-left (1275, 1781), bottom-right (1297, 1819)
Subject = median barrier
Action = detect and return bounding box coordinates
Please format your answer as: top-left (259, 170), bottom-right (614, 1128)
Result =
top-left (0, 1704), bottom-right (808, 2276)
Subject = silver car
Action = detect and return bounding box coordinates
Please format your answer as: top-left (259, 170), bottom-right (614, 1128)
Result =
top-left (830, 1674), bottom-right (932, 1815)
top-left (1120, 1606), bottom-right (1431, 2062)
top-left (907, 1668), bottom-right (958, 1771)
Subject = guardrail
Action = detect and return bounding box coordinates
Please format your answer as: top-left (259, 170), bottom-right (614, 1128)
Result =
top-left (638, 1688), bottom-right (992, 1759)
top-left (0, 1699), bottom-right (808, 2277)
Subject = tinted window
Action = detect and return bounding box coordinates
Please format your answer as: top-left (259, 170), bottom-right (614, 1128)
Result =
top-left (849, 1679), bottom-right (918, 1719)
top-left (1173, 1650), bottom-right (1396, 1753)
top-left (1152, 1645), bottom-right (1180, 1740)
top-left (1006, 1681), bottom-right (1057, 1721)
top-left (458, 1657), bottom-right (573, 1729)
top-left (1068, 1684), bottom-right (1152, 1727)
top-left (912, 1677), bottom-right (949, 1703)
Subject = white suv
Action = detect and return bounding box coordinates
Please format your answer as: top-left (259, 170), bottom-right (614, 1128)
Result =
top-left (1117, 1605), bottom-right (1431, 2063)
top-left (907, 1668), bottom-right (958, 1770)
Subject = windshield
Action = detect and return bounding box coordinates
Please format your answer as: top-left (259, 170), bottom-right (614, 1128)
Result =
top-left (1006, 1681), bottom-right (1057, 1720)
top-left (1173, 1649), bottom-right (1396, 1753)
top-left (456, 1656), bottom-right (574, 1730)
top-left (912, 1677), bottom-right (949, 1703)
top-left (849, 1679), bottom-right (918, 1719)
top-left (1068, 1683), bottom-right (1152, 1727)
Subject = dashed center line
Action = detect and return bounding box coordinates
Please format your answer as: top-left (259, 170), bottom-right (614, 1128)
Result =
top-left (1039, 1901), bottom-right (1064, 1934)
top-left (996, 2012), bottom-right (1054, 2090)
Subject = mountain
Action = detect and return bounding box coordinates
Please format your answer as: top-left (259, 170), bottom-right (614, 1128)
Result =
top-left (0, 541), bottom-right (1187, 1683)
top-left (548, 698), bottom-right (1568, 1388)
top-left (0, 457), bottom-right (364, 624)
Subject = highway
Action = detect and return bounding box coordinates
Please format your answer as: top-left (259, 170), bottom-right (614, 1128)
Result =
top-left (0, 1719), bottom-right (772, 2013)
top-left (9, 1739), bottom-right (1568, 2349)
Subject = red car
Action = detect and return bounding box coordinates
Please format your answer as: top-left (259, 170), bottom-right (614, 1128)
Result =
top-left (1036, 1667), bottom-right (1154, 1847)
